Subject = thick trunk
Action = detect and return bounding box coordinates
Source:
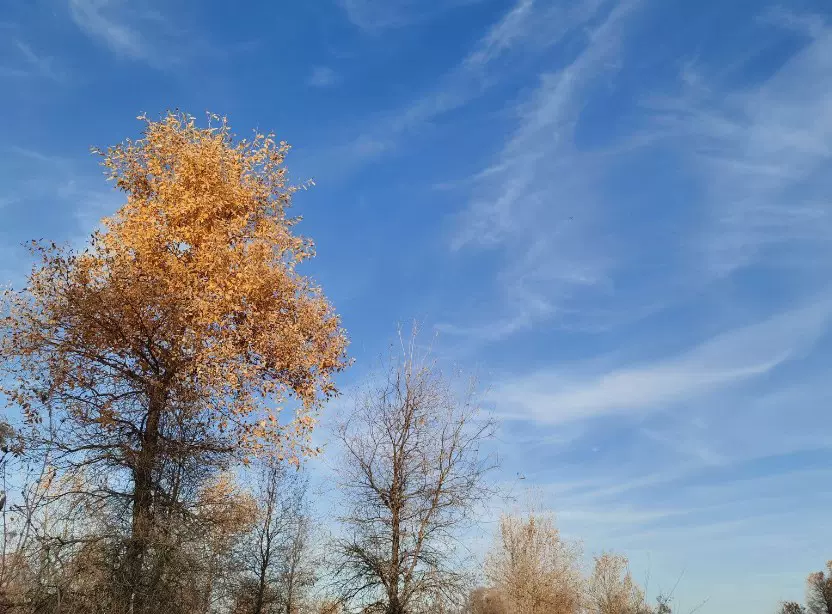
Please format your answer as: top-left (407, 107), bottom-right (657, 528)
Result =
top-left (387, 504), bottom-right (403, 614)
top-left (386, 445), bottom-right (405, 614)
top-left (124, 387), bottom-right (164, 614)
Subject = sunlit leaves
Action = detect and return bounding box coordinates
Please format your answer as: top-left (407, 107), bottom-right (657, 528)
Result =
top-left (0, 111), bottom-right (349, 463)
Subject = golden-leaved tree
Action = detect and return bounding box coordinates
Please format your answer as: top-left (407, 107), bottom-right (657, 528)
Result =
top-left (0, 112), bottom-right (348, 613)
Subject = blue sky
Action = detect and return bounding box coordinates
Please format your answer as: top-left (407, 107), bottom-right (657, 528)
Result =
top-left (2, 0), bottom-right (832, 611)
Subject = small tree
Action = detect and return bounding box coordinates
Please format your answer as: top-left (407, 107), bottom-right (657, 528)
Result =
top-left (484, 512), bottom-right (582, 614)
top-left (238, 464), bottom-right (315, 614)
top-left (281, 511), bottom-right (315, 614)
top-left (332, 329), bottom-right (496, 614)
top-left (0, 112), bottom-right (348, 613)
top-left (780, 602), bottom-right (808, 614)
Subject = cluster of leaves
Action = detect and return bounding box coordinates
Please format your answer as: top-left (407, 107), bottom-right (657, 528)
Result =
top-left (1, 112), bottom-right (348, 466)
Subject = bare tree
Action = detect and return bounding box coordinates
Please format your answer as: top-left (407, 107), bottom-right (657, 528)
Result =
top-left (0, 442), bottom-right (118, 614)
top-left (237, 464), bottom-right (315, 614)
top-left (780, 602), bottom-right (808, 614)
top-left (332, 329), bottom-right (496, 614)
top-left (281, 512), bottom-right (315, 614)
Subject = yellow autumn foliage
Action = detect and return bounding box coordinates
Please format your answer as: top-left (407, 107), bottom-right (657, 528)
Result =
top-left (0, 111), bottom-right (349, 462)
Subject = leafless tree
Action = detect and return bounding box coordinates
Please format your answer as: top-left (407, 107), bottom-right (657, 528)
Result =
top-left (780, 602), bottom-right (807, 614)
top-left (237, 464), bottom-right (315, 614)
top-left (281, 512), bottom-right (315, 614)
top-left (331, 328), bottom-right (496, 614)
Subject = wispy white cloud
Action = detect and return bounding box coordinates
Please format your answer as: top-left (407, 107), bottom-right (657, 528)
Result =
top-left (190, 0), bottom-right (573, 177)
top-left (463, 0), bottom-right (607, 71)
top-left (339, 0), bottom-right (479, 32)
top-left (0, 146), bottom-right (121, 257)
top-left (439, 0), bottom-right (642, 339)
top-left (0, 39), bottom-right (65, 81)
top-left (333, 0), bottom-right (613, 167)
top-left (441, 4), bottom-right (832, 343)
top-left (67, 0), bottom-right (224, 69)
top-left (488, 298), bottom-right (831, 424)
top-left (307, 66), bottom-right (340, 88)
top-left (650, 18), bottom-right (832, 277)
top-left (68, 0), bottom-right (148, 59)
top-left (453, 0), bottom-right (642, 249)
top-left (758, 6), bottom-right (828, 38)
top-left (549, 463), bottom-right (832, 550)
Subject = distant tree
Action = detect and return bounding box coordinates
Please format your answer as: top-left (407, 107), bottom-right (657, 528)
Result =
top-left (0, 111), bottom-right (348, 613)
top-left (654, 594), bottom-right (673, 614)
top-left (311, 600), bottom-right (344, 614)
top-left (332, 328), bottom-right (496, 614)
top-left (237, 464), bottom-right (315, 614)
top-left (807, 562), bottom-right (832, 614)
top-left (484, 512), bottom-right (582, 614)
top-left (779, 602), bottom-right (807, 614)
top-left (465, 587), bottom-right (509, 614)
top-left (280, 511), bottom-right (315, 614)
top-left (194, 473), bottom-right (258, 613)
top-left (585, 553), bottom-right (652, 614)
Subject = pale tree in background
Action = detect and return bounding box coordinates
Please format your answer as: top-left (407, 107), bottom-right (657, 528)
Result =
top-left (466, 587), bottom-right (509, 614)
top-left (194, 473), bottom-right (258, 614)
top-left (484, 511), bottom-right (583, 614)
top-left (807, 562), bottom-right (832, 614)
top-left (331, 328), bottom-right (496, 614)
top-left (585, 553), bottom-right (652, 614)
top-left (653, 594), bottom-right (673, 614)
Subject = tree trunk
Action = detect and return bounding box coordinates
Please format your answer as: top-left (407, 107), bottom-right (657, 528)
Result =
top-left (124, 387), bottom-right (164, 613)
top-left (387, 503), bottom-right (402, 614)
top-left (254, 559), bottom-right (268, 614)
top-left (284, 571), bottom-right (294, 614)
